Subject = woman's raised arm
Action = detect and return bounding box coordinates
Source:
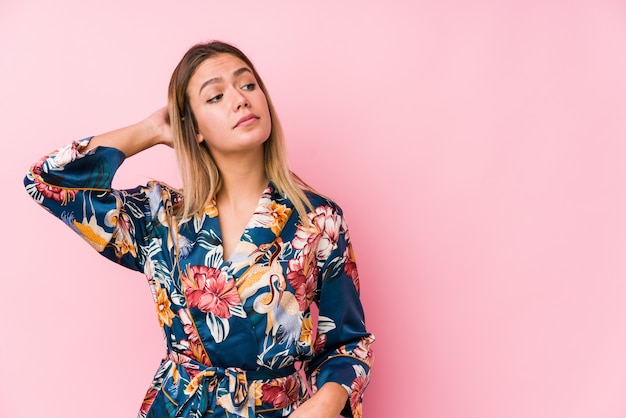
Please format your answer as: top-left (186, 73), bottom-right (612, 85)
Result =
top-left (83, 106), bottom-right (173, 157)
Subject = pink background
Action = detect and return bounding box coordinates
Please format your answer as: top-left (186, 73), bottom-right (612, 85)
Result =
top-left (2, 1), bottom-right (626, 417)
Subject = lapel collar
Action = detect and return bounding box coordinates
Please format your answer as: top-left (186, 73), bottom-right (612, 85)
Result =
top-left (227, 182), bottom-right (295, 278)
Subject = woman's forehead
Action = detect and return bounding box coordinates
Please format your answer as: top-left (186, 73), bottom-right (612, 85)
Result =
top-left (194, 54), bottom-right (251, 80)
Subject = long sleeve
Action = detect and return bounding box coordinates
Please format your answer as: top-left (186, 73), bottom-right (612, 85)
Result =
top-left (303, 205), bottom-right (375, 418)
top-left (25, 139), bottom-right (376, 417)
top-left (24, 138), bottom-right (156, 272)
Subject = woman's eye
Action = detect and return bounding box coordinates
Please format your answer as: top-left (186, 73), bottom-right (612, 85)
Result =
top-left (241, 83), bottom-right (256, 91)
top-left (207, 93), bottom-right (223, 103)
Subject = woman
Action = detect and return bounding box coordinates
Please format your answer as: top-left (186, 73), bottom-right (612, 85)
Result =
top-left (24, 41), bottom-right (374, 417)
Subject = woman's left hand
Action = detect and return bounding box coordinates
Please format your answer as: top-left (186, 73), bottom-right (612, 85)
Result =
top-left (290, 382), bottom-right (348, 418)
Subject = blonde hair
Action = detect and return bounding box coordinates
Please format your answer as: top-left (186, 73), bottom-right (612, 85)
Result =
top-left (168, 41), bottom-right (314, 224)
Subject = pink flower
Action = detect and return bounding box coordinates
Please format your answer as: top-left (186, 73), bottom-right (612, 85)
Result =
top-left (35, 180), bottom-right (77, 204)
top-left (178, 309), bottom-right (211, 365)
top-left (344, 244), bottom-right (360, 292)
top-left (30, 158), bottom-right (79, 205)
top-left (181, 266), bottom-right (239, 318)
top-left (286, 256), bottom-right (318, 311)
top-left (261, 375), bottom-right (300, 408)
top-left (292, 206), bottom-right (341, 262)
top-left (349, 376), bottom-right (368, 418)
top-left (353, 336), bottom-right (375, 364)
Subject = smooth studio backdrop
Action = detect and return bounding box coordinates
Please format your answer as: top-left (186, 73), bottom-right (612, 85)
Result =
top-left (2, 1), bottom-right (626, 417)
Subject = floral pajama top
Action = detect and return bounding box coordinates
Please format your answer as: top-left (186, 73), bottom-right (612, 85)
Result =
top-left (24, 138), bottom-right (374, 418)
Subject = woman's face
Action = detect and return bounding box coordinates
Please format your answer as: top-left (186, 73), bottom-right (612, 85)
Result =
top-left (186, 53), bottom-right (271, 158)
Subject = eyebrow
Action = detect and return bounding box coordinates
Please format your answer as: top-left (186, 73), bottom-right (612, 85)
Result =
top-left (198, 67), bottom-right (253, 95)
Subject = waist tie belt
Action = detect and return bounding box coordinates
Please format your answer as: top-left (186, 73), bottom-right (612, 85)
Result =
top-left (162, 352), bottom-right (297, 418)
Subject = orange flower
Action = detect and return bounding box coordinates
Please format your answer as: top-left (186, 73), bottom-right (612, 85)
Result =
top-left (299, 314), bottom-right (313, 346)
top-left (72, 216), bottom-right (111, 252)
top-left (204, 200), bottom-right (218, 218)
top-left (156, 287), bottom-right (175, 327)
top-left (250, 198), bottom-right (292, 235)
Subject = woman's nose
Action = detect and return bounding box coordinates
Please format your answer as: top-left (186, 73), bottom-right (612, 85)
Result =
top-left (233, 91), bottom-right (250, 110)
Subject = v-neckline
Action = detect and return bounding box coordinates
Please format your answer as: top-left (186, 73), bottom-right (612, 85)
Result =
top-left (213, 182), bottom-right (271, 264)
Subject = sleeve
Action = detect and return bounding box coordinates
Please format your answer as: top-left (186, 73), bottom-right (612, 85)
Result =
top-left (23, 137), bottom-right (156, 272)
top-left (305, 204), bottom-right (375, 418)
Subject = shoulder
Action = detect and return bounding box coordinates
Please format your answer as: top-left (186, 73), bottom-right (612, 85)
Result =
top-left (303, 189), bottom-right (343, 213)
top-left (135, 180), bottom-right (184, 210)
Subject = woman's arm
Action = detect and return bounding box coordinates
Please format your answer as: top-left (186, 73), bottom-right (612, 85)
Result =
top-left (300, 203), bottom-right (375, 417)
top-left (290, 382), bottom-right (348, 418)
top-left (24, 106), bottom-right (174, 271)
top-left (83, 107), bottom-right (172, 156)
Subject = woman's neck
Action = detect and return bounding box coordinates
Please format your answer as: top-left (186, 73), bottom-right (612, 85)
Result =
top-left (214, 148), bottom-right (268, 211)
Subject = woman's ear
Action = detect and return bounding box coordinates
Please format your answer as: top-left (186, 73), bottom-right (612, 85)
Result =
top-left (196, 132), bottom-right (204, 143)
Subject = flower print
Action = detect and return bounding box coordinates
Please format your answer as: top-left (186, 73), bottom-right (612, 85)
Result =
top-left (313, 333), bottom-right (327, 353)
top-left (252, 382), bottom-right (263, 407)
top-left (105, 208), bottom-right (137, 258)
top-left (71, 215), bottom-right (112, 252)
top-left (310, 206), bottom-right (341, 259)
top-left (250, 197), bottom-right (292, 236)
top-left (292, 206), bottom-right (341, 262)
top-left (179, 309), bottom-right (199, 343)
top-left (299, 314), bottom-right (313, 346)
top-left (52, 140), bottom-right (83, 167)
top-left (145, 183), bottom-right (162, 220)
top-left (353, 335), bottom-right (375, 365)
top-left (34, 180), bottom-right (77, 204)
top-left (181, 266), bottom-right (239, 318)
top-left (30, 160), bottom-right (78, 204)
top-left (184, 371), bottom-right (204, 396)
top-left (344, 244), bottom-right (359, 292)
top-left (176, 235), bottom-right (193, 259)
top-left (155, 287), bottom-right (175, 327)
top-left (261, 375), bottom-right (300, 409)
top-left (191, 344), bottom-right (210, 366)
top-left (292, 224), bottom-right (316, 252)
top-left (349, 382), bottom-right (365, 418)
top-left (178, 308), bottom-right (211, 365)
top-left (148, 183), bottom-right (178, 226)
top-left (168, 351), bottom-right (202, 380)
top-left (184, 370), bottom-right (218, 396)
top-left (139, 388), bottom-right (158, 415)
top-left (341, 216), bottom-right (350, 242)
top-left (349, 365), bottom-right (369, 418)
top-left (146, 270), bottom-right (158, 299)
top-left (204, 200), bottom-right (218, 218)
top-left (286, 257), bottom-right (317, 311)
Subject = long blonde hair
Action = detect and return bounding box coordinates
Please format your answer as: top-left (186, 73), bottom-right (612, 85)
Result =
top-left (168, 41), bottom-right (314, 224)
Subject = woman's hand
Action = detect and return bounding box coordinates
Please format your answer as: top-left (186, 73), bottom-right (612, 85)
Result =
top-left (146, 106), bottom-right (174, 148)
top-left (83, 106), bottom-right (173, 157)
top-left (290, 382), bottom-right (348, 418)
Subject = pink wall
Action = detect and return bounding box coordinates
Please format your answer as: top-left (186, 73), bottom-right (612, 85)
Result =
top-left (3, 1), bottom-right (626, 417)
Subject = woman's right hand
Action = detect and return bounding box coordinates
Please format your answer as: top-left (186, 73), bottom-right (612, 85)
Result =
top-left (85, 106), bottom-right (174, 157)
top-left (146, 106), bottom-right (174, 148)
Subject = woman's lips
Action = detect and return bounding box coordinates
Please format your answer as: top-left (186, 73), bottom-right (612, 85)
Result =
top-left (234, 114), bottom-right (259, 128)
